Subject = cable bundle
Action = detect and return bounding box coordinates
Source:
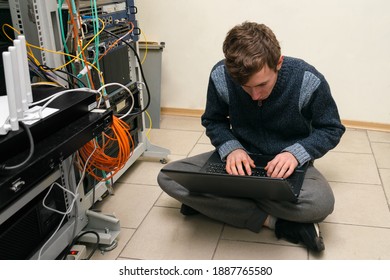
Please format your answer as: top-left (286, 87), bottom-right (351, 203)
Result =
top-left (78, 116), bottom-right (135, 181)
top-left (2, 3), bottom-right (147, 182)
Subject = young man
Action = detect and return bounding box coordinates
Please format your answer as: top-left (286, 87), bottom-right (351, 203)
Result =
top-left (157, 22), bottom-right (345, 252)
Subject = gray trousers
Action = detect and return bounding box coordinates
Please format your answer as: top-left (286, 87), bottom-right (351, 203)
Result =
top-left (157, 151), bottom-right (335, 233)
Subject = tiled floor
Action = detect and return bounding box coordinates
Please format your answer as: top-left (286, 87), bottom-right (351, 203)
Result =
top-left (90, 114), bottom-right (390, 260)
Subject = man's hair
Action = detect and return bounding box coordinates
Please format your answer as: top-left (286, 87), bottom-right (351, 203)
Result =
top-left (223, 22), bottom-right (281, 85)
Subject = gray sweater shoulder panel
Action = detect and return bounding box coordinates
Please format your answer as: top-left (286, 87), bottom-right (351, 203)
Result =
top-left (211, 64), bottom-right (230, 104)
top-left (299, 71), bottom-right (321, 111)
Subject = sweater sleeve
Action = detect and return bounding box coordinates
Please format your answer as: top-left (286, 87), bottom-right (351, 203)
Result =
top-left (283, 71), bottom-right (345, 164)
top-left (201, 65), bottom-right (245, 160)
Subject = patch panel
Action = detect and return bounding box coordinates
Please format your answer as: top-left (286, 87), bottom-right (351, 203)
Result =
top-left (77, 1), bottom-right (139, 42)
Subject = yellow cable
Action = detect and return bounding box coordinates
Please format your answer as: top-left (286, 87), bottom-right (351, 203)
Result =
top-left (140, 29), bottom-right (148, 64)
top-left (3, 19), bottom-right (107, 100)
top-left (145, 110), bottom-right (152, 139)
top-left (53, 17), bottom-right (106, 71)
top-left (2, 19), bottom-right (105, 74)
top-left (31, 82), bottom-right (62, 87)
top-left (2, 23), bottom-right (41, 66)
top-left (3, 17), bottom-right (136, 182)
top-left (99, 22), bottom-right (134, 60)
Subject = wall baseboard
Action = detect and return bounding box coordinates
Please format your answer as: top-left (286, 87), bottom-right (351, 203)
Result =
top-left (341, 120), bottom-right (390, 132)
top-left (161, 107), bottom-right (390, 132)
top-left (161, 107), bottom-right (204, 117)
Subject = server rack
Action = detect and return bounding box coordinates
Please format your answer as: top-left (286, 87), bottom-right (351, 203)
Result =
top-left (1, 0), bottom-right (170, 259)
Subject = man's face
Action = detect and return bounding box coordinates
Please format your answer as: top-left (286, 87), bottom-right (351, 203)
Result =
top-left (241, 57), bottom-right (283, 102)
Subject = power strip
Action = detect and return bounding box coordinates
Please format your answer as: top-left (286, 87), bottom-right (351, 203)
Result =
top-left (66, 245), bottom-right (87, 260)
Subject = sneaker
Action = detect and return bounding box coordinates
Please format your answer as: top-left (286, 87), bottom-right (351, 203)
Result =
top-left (180, 204), bottom-right (199, 216)
top-left (275, 219), bottom-right (325, 252)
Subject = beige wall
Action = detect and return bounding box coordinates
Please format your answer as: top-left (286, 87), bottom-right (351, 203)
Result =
top-left (137, 0), bottom-right (390, 125)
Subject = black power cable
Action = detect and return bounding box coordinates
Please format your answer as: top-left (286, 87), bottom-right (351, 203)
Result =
top-left (61, 230), bottom-right (100, 260)
top-left (101, 29), bottom-right (151, 114)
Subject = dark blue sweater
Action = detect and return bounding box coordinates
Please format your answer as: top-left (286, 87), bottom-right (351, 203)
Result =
top-left (201, 57), bottom-right (345, 165)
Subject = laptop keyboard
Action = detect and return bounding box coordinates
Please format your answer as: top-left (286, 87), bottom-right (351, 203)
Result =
top-left (204, 163), bottom-right (268, 177)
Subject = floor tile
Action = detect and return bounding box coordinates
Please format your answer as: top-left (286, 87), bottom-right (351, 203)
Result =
top-left (155, 192), bottom-right (182, 208)
top-left (120, 207), bottom-right (223, 260)
top-left (148, 129), bottom-right (203, 156)
top-left (367, 130), bottom-right (390, 142)
top-left (314, 151), bottom-right (381, 185)
top-left (188, 143), bottom-right (215, 157)
top-left (310, 223), bottom-right (390, 259)
top-left (117, 159), bottom-right (166, 186)
top-left (379, 169), bottom-right (390, 205)
top-left (213, 240), bottom-right (308, 260)
top-left (371, 142), bottom-right (390, 168)
top-left (93, 182), bottom-right (162, 228)
top-left (333, 129), bottom-right (371, 153)
top-left (326, 182), bottom-right (390, 227)
top-left (198, 132), bottom-right (211, 144)
top-left (160, 115), bottom-right (204, 131)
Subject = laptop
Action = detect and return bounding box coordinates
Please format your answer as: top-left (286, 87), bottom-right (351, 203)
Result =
top-left (161, 151), bottom-right (309, 202)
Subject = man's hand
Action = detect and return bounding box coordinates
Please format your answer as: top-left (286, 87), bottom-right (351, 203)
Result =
top-left (226, 149), bottom-right (256, 175)
top-left (265, 152), bottom-right (298, 178)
